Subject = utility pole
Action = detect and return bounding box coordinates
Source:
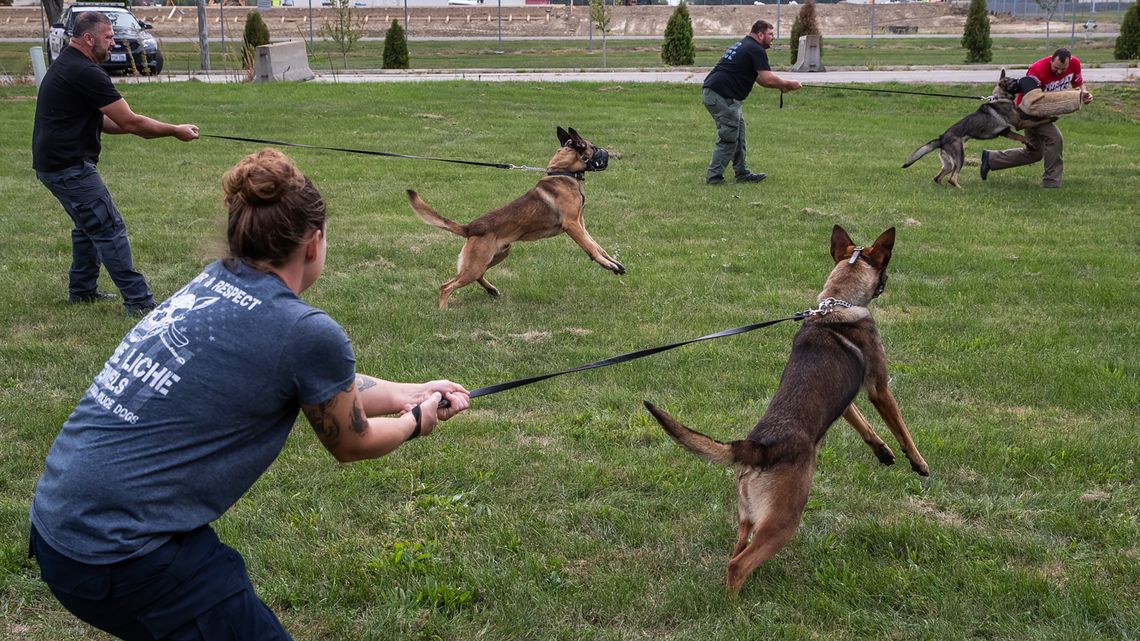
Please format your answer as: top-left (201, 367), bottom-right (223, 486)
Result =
top-left (196, 0), bottom-right (209, 70)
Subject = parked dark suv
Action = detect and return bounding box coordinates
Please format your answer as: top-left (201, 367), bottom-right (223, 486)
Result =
top-left (49, 2), bottom-right (164, 75)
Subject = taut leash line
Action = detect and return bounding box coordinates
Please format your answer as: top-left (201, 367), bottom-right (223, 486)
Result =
top-left (779, 84), bottom-right (985, 109)
top-left (438, 299), bottom-right (856, 408)
top-left (202, 134), bottom-right (548, 172)
top-left (802, 84), bottom-right (987, 101)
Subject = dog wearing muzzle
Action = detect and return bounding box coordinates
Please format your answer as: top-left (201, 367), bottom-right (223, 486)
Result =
top-left (408, 127), bottom-right (624, 309)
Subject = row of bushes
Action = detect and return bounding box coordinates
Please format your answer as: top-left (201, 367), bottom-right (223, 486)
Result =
top-left (238, 0), bottom-right (1139, 73)
top-left (241, 9), bottom-right (409, 69)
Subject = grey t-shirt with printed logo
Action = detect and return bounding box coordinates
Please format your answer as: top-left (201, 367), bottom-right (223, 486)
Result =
top-left (31, 259), bottom-right (356, 564)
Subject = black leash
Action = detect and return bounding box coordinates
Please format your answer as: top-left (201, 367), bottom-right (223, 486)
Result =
top-left (202, 134), bottom-right (547, 172)
top-left (802, 84), bottom-right (987, 101)
top-left (780, 84), bottom-right (987, 109)
top-left (438, 305), bottom-right (847, 407)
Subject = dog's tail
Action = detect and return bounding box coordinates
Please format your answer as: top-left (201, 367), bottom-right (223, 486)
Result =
top-left (901, 139), bottom-right (941, 168)
top-left (406, 190), bottom-right (468, 237)
top-left (644, 401), bottom-right (770, 467)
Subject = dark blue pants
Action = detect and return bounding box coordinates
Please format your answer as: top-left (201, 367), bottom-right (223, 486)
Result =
top-left (31, 525), bottom-right (292, 641)
top-left (37, 162), bottom-right (154, 307)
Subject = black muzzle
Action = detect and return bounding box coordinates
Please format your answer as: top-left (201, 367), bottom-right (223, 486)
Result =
top-left (584, 148), bottom-right (609, 172)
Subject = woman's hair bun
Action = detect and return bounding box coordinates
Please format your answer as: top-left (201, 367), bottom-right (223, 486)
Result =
top-left (222, 148), bottom-right (306, 206)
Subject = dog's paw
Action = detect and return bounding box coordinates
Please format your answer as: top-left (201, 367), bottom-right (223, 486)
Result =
top-left (610, 261), bottom-right (626, 275)
top-left (874, 444), bottom-right (896, 466)
top-left (911, 460), bottom-right (930, 477)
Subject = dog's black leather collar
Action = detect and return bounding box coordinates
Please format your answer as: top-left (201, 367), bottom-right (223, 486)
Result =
top-left (547, 169), bottom-right (586, 181)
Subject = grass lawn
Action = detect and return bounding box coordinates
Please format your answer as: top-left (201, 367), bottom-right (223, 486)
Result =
top-left (0, 35), bottom-right (1131, 77)
top-left (0, 79), bottom-right (1137, 640)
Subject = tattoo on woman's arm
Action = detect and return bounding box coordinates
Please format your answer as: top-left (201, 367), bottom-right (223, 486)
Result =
top-left (309, 397), bottom-right (341, 446)
top-left (356, 376), bottom-right (377, 392)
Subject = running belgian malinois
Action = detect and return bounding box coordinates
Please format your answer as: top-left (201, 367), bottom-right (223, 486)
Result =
top-left (644, 225), bottom-right (930, 594)
top-left (407, 127), bottom-right (625, 310)
top-left (901, 70), bottom-right (1056, 187)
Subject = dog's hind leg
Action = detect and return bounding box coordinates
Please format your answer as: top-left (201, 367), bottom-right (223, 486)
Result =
top-left (866, 386), bottom-right (930, 477)
top-left (725, 466), bottom-right (813, 594)
top-left (842, 403), bottom-right (895, 466)
top-left (439, 236), bottom-right (500, 309)
top-left (944, 141), bottom-right (965, 188)
top-left (933, 149), bottom-right (953, 185)
top-left (476, 245), bottom-right (512, 297)
top-left (732, 518), bottom-right (753, 558)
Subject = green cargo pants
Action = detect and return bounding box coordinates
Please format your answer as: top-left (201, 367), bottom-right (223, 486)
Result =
top-left (701, 87), bottom-right (751, 182)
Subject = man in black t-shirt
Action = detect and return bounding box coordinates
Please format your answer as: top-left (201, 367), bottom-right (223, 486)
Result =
top-left (33, 11), bottom-right (198, 316)
top-left (701, 20), bottom-right (801, 185)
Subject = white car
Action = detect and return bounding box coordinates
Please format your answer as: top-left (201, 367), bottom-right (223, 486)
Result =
top-left (49, 2), bottom-right (163, 75)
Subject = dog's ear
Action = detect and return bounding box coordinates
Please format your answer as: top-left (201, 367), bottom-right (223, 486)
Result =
top-left (568, 127), bottom-right (581, 141)
top-left (556, 127), bottom-right (571, 147)
top-left (830, 225), bottom-right (854, 263)
top-left (866, 227), bottom-right (896, 269)
top-left (1000, 68), bottom-right (1007, 81)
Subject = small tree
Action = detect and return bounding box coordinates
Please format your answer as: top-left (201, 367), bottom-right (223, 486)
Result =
top-left (789, 0), bottom-right (821, 66)
top-left (1034, 0), bottom-right (1062, 43)
top-left (242, 11), bottom-right (271, 71)
top-left (323, 0), bottom-right (364, 67)
top-left (589, 0), bottom-right (613, 68)
top-left (661, 1), bottom-right (695, 66)
top-left (1116, 2), bottom-right (1140, 60)
top-left (382, 19), bottom-right (409, 70)
top-left (961, 0), bottom-right (992, 63)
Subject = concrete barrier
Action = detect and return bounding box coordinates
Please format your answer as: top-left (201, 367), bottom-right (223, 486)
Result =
top-left (253, 40), bottom-right (314, 83)
top-left (791, 34), bottom-right (825, 73)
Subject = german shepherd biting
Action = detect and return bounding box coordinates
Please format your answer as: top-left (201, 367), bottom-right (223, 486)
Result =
top-left (644, 225), bottom-right (929, 594)
top-left (902, 70), bottom-right (1056, 187)
top-left (407, 127), bottom-right (624, 309)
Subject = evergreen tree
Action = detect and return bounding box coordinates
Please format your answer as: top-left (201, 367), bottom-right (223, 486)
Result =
top-left (242, 11), bottom-right (271, 71)
top-left (1116, 2), bottom-right (1140, 60)
top-left (789, 0), bottom-right (821, 66)
top-left (961, 0), bottom-right (992, 64)
top-left (661, 1), bottom-right (695, 66)
top-left (382, 19), bottom-right (409, 70)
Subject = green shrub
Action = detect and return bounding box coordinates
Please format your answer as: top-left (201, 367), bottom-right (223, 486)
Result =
top-left (1115, 3), bottom-right (1140, 60)
top-left (241, 11), bottom-right (271, 71)
top-left (382, 19), bottom-right (409, 70)
top-left (789, 0), bottom-right (822, 66)
top-left (661, 1), bottom-right (695, 66)
top-left (961, 0), bottom-right (992, 63)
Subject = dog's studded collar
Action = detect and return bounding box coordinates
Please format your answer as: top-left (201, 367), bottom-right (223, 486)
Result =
top-left (546, 169), bottom-right (586, 181)
top-left (796, 297), bottom-right (856, 320)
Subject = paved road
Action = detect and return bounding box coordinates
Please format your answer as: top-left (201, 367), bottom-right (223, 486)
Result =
top-left (133, 66), bottom-right (1139, 85)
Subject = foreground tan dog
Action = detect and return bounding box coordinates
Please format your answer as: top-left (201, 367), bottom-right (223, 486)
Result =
top-left (407, 127), bottom-right (625, 309)
top-left (644, 225), bottom-right (930, 594)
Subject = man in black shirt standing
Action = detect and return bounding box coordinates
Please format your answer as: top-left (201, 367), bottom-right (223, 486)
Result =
top-left (701, 20), bottom-right (801, 185)
top-left (33, 12), bottom-right (198, 316)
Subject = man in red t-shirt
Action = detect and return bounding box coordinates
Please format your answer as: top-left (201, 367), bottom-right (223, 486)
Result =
top-left (981, 48), bottom-right (1094, 188)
